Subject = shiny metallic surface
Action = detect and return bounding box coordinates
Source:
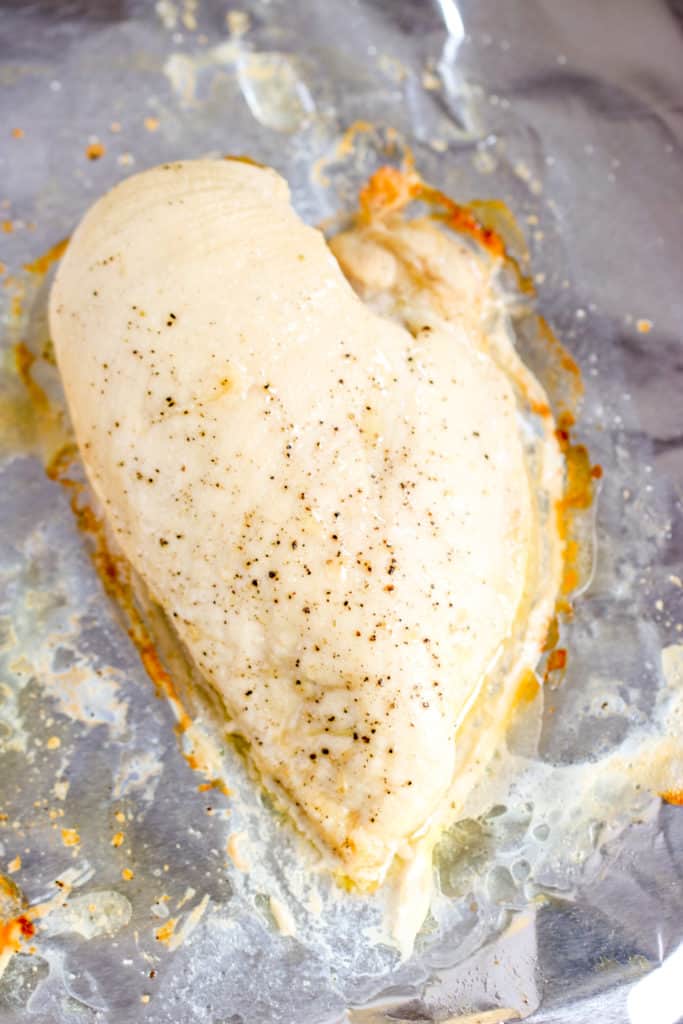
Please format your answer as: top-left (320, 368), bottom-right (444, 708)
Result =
top-left (0, 2), bottom-right (682, 1022)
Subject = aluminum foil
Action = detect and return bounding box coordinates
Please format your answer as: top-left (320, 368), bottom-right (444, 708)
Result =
top-left (1, 1), bottom-right (682, 1022)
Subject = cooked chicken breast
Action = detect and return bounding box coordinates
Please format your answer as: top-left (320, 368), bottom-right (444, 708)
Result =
top-left (49, 160), bottom-right (562, 896)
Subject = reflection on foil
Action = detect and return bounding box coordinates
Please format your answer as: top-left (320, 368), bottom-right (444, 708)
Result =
top-left (628, 943), bottom-right (683, 1024)
top-left (0, 0), bottom-right (682, 1022)
top-left (435, 0), bottom-right (471, 138)
top-left (236, 53), bottom-right (315, 132)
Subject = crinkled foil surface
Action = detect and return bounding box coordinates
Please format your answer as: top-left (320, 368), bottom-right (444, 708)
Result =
top-left (1, 2), bottom-right (682, 1022)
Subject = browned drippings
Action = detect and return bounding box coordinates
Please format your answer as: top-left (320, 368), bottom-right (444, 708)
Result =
top-left (23, 237), bottom-right (69, 277)
top-left (0, 876), bottom-right (36, 967)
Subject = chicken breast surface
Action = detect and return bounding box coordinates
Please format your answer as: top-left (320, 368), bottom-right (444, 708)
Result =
top-left (50, 160), bottom-right (559, 888)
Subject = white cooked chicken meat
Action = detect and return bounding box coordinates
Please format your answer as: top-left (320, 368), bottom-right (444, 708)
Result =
top-left (50, 160), bottom-right (563, 898)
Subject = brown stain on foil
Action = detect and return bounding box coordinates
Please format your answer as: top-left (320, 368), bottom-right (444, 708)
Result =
top-left (224, 154), bottom-right (267, 169)
top-left (559, 439), bottom-right (594, 513)
top-left (515, 670), bottom-right (541, 704)
top-left (554, 413), bottom-right (601, 604)
top-left (0, 873), bottom-right (74, 975)
top-left (543, 615), bottom-right (560, 652)
top-left (422, 184), bottom-right (509, 263)
top-left (14, 341), bottom-right (51, 416)
top-left (136, 642), bottom-right (191, 730)
top-left (196, 777), bottom-right (230, 797)
top-left (537, 316), bottom-right (583, 413)
top-left (0, 876), bottom-right (35, 968)
top-left (23, 237), bottom-right (69, 276)
top-left (546, 648), bottom-right (567, 674)
top-left (359, 167), bottom-right (508, 263)
top-left (2, 237), bottom-right (73, 464)
top-left (359, 165), bottom-right (422, 221)
top-left (9, 290), bottom-right (23, 320)
top-left (60, 827), bottom-right (80, 848)
top-left (154, 917), bottom-right (177, 944)
top-left (184, 751), bottom-right (230, 795)
top-left (0, 913), bottom-right (35, 962)
top-left (310, 121), bottom-right (376, 186)
top-left (469, 198), bottom-right (531, 273)
top-left (338, 121), bottom-right (375, 157)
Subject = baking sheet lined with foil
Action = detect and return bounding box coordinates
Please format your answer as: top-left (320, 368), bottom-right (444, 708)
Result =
top-left (1, 2), bottom-right (682, 1023)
